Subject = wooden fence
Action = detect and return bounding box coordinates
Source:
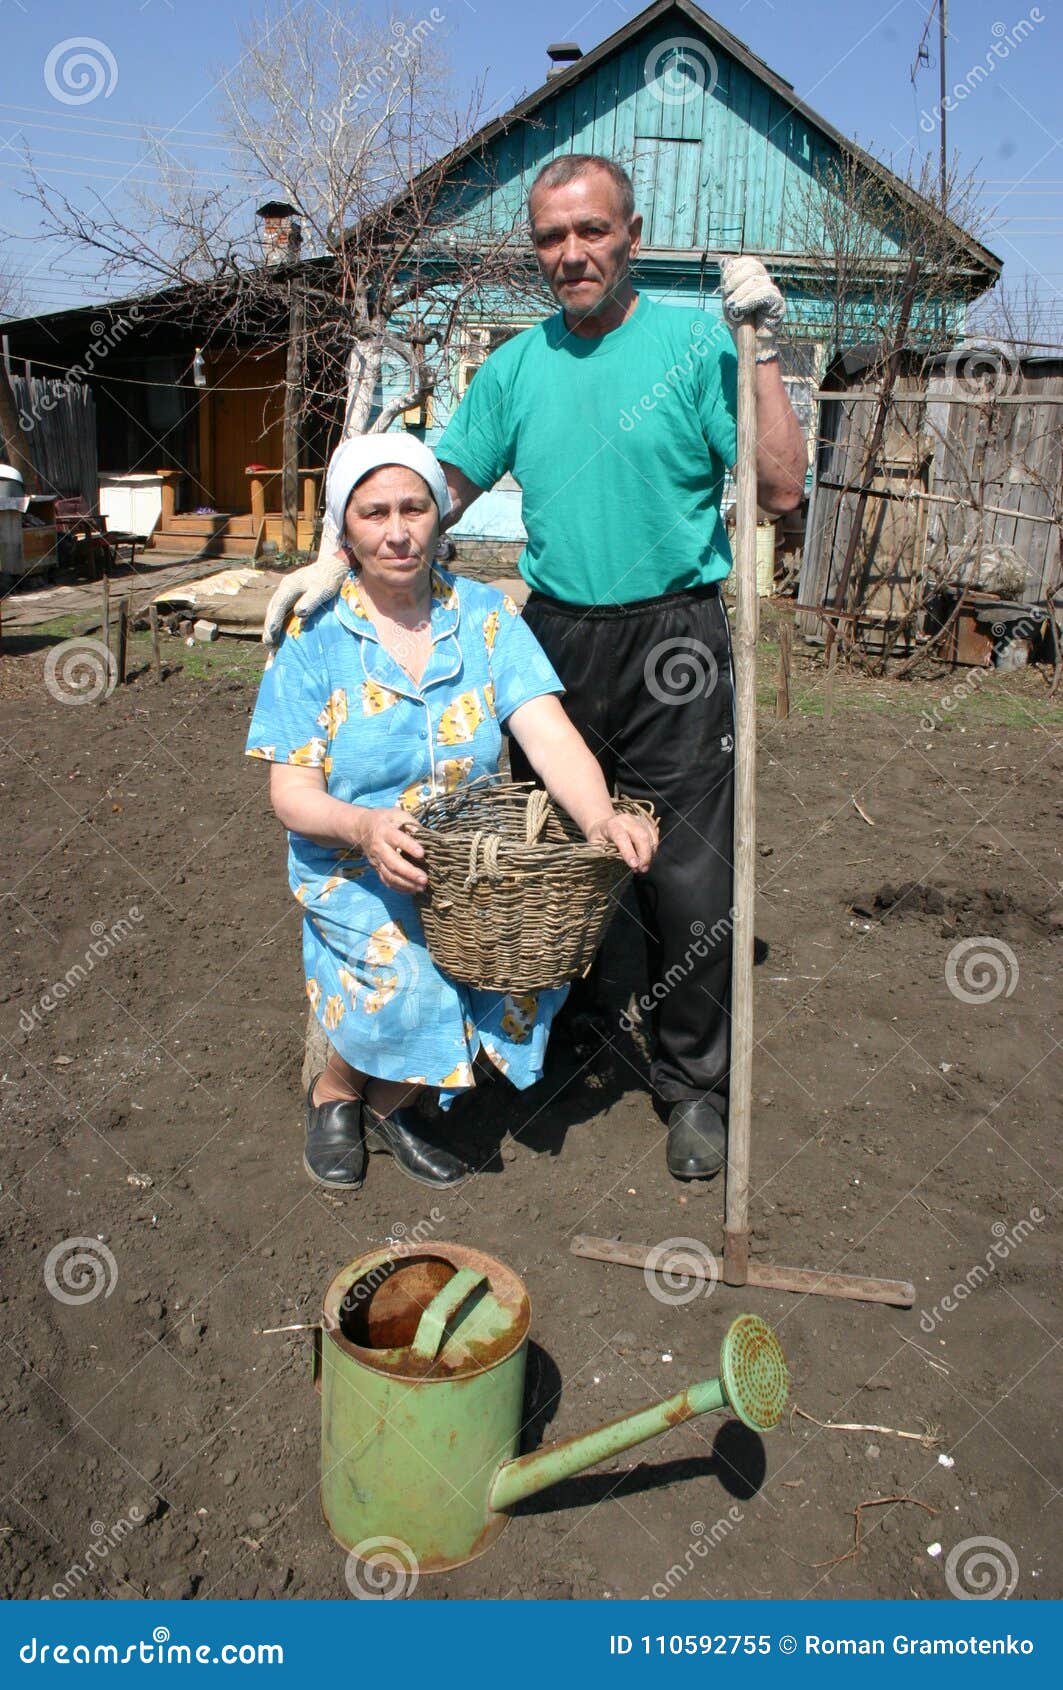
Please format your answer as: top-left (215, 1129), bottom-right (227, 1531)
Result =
top-left (798, 355), bottom-right (1063, 645)
top-left (10, 374), bottom-right (97, 506)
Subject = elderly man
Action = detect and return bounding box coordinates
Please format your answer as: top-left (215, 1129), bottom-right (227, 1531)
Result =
top-left (266, 152), bottom-right (806, 1181)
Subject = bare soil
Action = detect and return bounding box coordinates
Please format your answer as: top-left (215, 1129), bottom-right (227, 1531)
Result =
top-left (1, 635), bottom-right (1059, 1603)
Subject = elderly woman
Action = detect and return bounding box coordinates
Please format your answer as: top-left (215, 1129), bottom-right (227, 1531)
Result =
top-left (247, 434), bottom-right (657, 1191)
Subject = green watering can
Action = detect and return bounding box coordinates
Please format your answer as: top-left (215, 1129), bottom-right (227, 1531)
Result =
top-left (316, 1242), bottom-right (789, 1574)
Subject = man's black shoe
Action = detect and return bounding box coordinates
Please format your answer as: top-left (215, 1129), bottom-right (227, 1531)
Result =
top-left (666, 1099), bottom-right (726, 1181)
top-left (364, 1103), bottom-right (469, 1188)
top-left (303, 1078), bottom-right (366, 1189)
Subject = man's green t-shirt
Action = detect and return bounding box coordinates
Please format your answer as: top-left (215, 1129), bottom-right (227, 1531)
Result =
top-left (436, 293), bottom-right (739, 606)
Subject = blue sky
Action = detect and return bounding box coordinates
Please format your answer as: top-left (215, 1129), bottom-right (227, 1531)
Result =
top-left (2, 0), bottom-right (1060, 332)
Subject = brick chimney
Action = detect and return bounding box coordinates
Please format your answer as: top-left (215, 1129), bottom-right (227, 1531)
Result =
top-left (255, 200), bottom-right (302, 265)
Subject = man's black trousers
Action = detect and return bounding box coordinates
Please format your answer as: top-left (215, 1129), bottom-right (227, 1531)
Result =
top-left (508, 582), bottom-right (735, 1114)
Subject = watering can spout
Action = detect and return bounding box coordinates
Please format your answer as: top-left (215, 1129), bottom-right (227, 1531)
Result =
top-left (488, 1314), bottom-right (788, 1514)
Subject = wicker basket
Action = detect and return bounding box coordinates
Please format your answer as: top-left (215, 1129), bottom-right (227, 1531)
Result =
top-left (412, 779), bottom-right (654, 993)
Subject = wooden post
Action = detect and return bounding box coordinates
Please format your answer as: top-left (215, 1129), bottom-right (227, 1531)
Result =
top-left (249, 475), bottom-right (266, 526)
top-left (823, 629), bottom-right (838, 726)
top-left (100, 576), bottom-right (110, 657)
top-left (282, 276), bottom-right (305, 552)
top-left (148, 602), bottom-right (162, 681)
top-left (776, 619), bottom-right (792, 720)
top-left (116, 596), bottom-right (129, 685)
top-left (723, 318), bottom-right (758, 1288)
top-left (159, 471), bottom-right (177, 529)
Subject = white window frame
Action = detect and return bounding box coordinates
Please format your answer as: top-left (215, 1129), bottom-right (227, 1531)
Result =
top-left (456, 320), bottom-right (539, 397)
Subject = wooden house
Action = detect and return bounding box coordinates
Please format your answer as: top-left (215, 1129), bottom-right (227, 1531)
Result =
top-left (1, 263), bottom-right (335, 562)
top-left (394, 0), bottom-right (1001, 553)
top-left (4, 0), bottom-right (1002, 569)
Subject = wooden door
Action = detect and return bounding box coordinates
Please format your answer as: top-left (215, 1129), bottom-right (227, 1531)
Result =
top-left (200, 348), bottom-right (285, 512)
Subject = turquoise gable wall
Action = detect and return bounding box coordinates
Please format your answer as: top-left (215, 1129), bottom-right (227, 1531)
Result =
top-left (440, 19), bottom-right (903, 264)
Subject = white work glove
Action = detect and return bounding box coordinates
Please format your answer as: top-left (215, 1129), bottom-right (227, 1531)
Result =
top-left (720, 255), bottom-right (785, 362)
top-left (262, 528), bottom-right (349, 648)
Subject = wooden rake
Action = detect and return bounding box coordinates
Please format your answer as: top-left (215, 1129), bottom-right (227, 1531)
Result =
top-left (573, 320), bottom-right (914, 1308)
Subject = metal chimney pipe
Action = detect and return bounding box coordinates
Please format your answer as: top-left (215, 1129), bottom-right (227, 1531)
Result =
top-left (546, 42), bottom-right (582, 78)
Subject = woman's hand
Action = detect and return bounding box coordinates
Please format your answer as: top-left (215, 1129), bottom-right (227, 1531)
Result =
top-left (586, 812), bottom-right (659, 873)
top-left (358, 808), bottom-right (428, 892)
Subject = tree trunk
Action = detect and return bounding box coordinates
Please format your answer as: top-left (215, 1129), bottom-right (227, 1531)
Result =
top-left (344, 338), bottom-right (381, 436)
top-left (305, 336), bottom-right (385, 565)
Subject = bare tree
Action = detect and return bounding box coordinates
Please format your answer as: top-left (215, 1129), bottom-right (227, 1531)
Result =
top-left (968, 275), bottom-right (1063, 354)
top-left (790, 148), bottom-right (995, 362)
top-left (0, 252), bottom-right (28, 323)
top-left (26, 1), bottom-right (549, 553)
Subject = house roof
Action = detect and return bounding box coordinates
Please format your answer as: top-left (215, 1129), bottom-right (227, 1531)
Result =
top-left (417, 0), bottom-right (1001, 283)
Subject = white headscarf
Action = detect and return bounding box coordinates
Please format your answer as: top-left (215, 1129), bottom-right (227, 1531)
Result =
top-left (325, 433), bottom-right (452, 539)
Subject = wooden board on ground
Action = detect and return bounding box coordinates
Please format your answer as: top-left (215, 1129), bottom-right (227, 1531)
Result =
top-left (151, 567), bottom-right (286, 636)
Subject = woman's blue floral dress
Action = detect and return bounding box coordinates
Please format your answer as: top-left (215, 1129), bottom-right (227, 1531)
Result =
top-left (246, 568), bottom-right (568, 1107)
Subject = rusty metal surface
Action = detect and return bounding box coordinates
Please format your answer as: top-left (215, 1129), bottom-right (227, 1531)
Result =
top-left (720, 1314), bottom-right (790, 1432)
top-left (953, 609), bottom-right (994, 668)
top-left (322, 1493), bottom-right (512, 1575)
top-left (322, 1241), bottom-right (530, 1382)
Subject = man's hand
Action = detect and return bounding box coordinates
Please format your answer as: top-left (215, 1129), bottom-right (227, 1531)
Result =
top-left (262, 551), bottom-right (349, 648)
top-left (720, 256), bottom-right (785, 359)
top-left (359, 809), bottom-right (428, 893)
top-left (586, 812), bottom-right (659, 873)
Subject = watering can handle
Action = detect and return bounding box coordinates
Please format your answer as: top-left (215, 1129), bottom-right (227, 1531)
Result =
top-left (410, 1268), bottom-right (488, 1361)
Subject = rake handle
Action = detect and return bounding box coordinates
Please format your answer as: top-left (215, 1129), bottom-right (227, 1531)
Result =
top-left (724, 318), bottom-right (759, 1285)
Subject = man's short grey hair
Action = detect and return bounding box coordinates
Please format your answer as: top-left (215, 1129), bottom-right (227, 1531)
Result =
top-left (528, 154), bottom-right (636, 221)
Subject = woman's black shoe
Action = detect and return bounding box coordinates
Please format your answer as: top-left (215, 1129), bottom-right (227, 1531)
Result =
top-left (303, 1078), bottom-right (366, 1189)
top-left (363, 1103), bottom-right (469, 1188)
